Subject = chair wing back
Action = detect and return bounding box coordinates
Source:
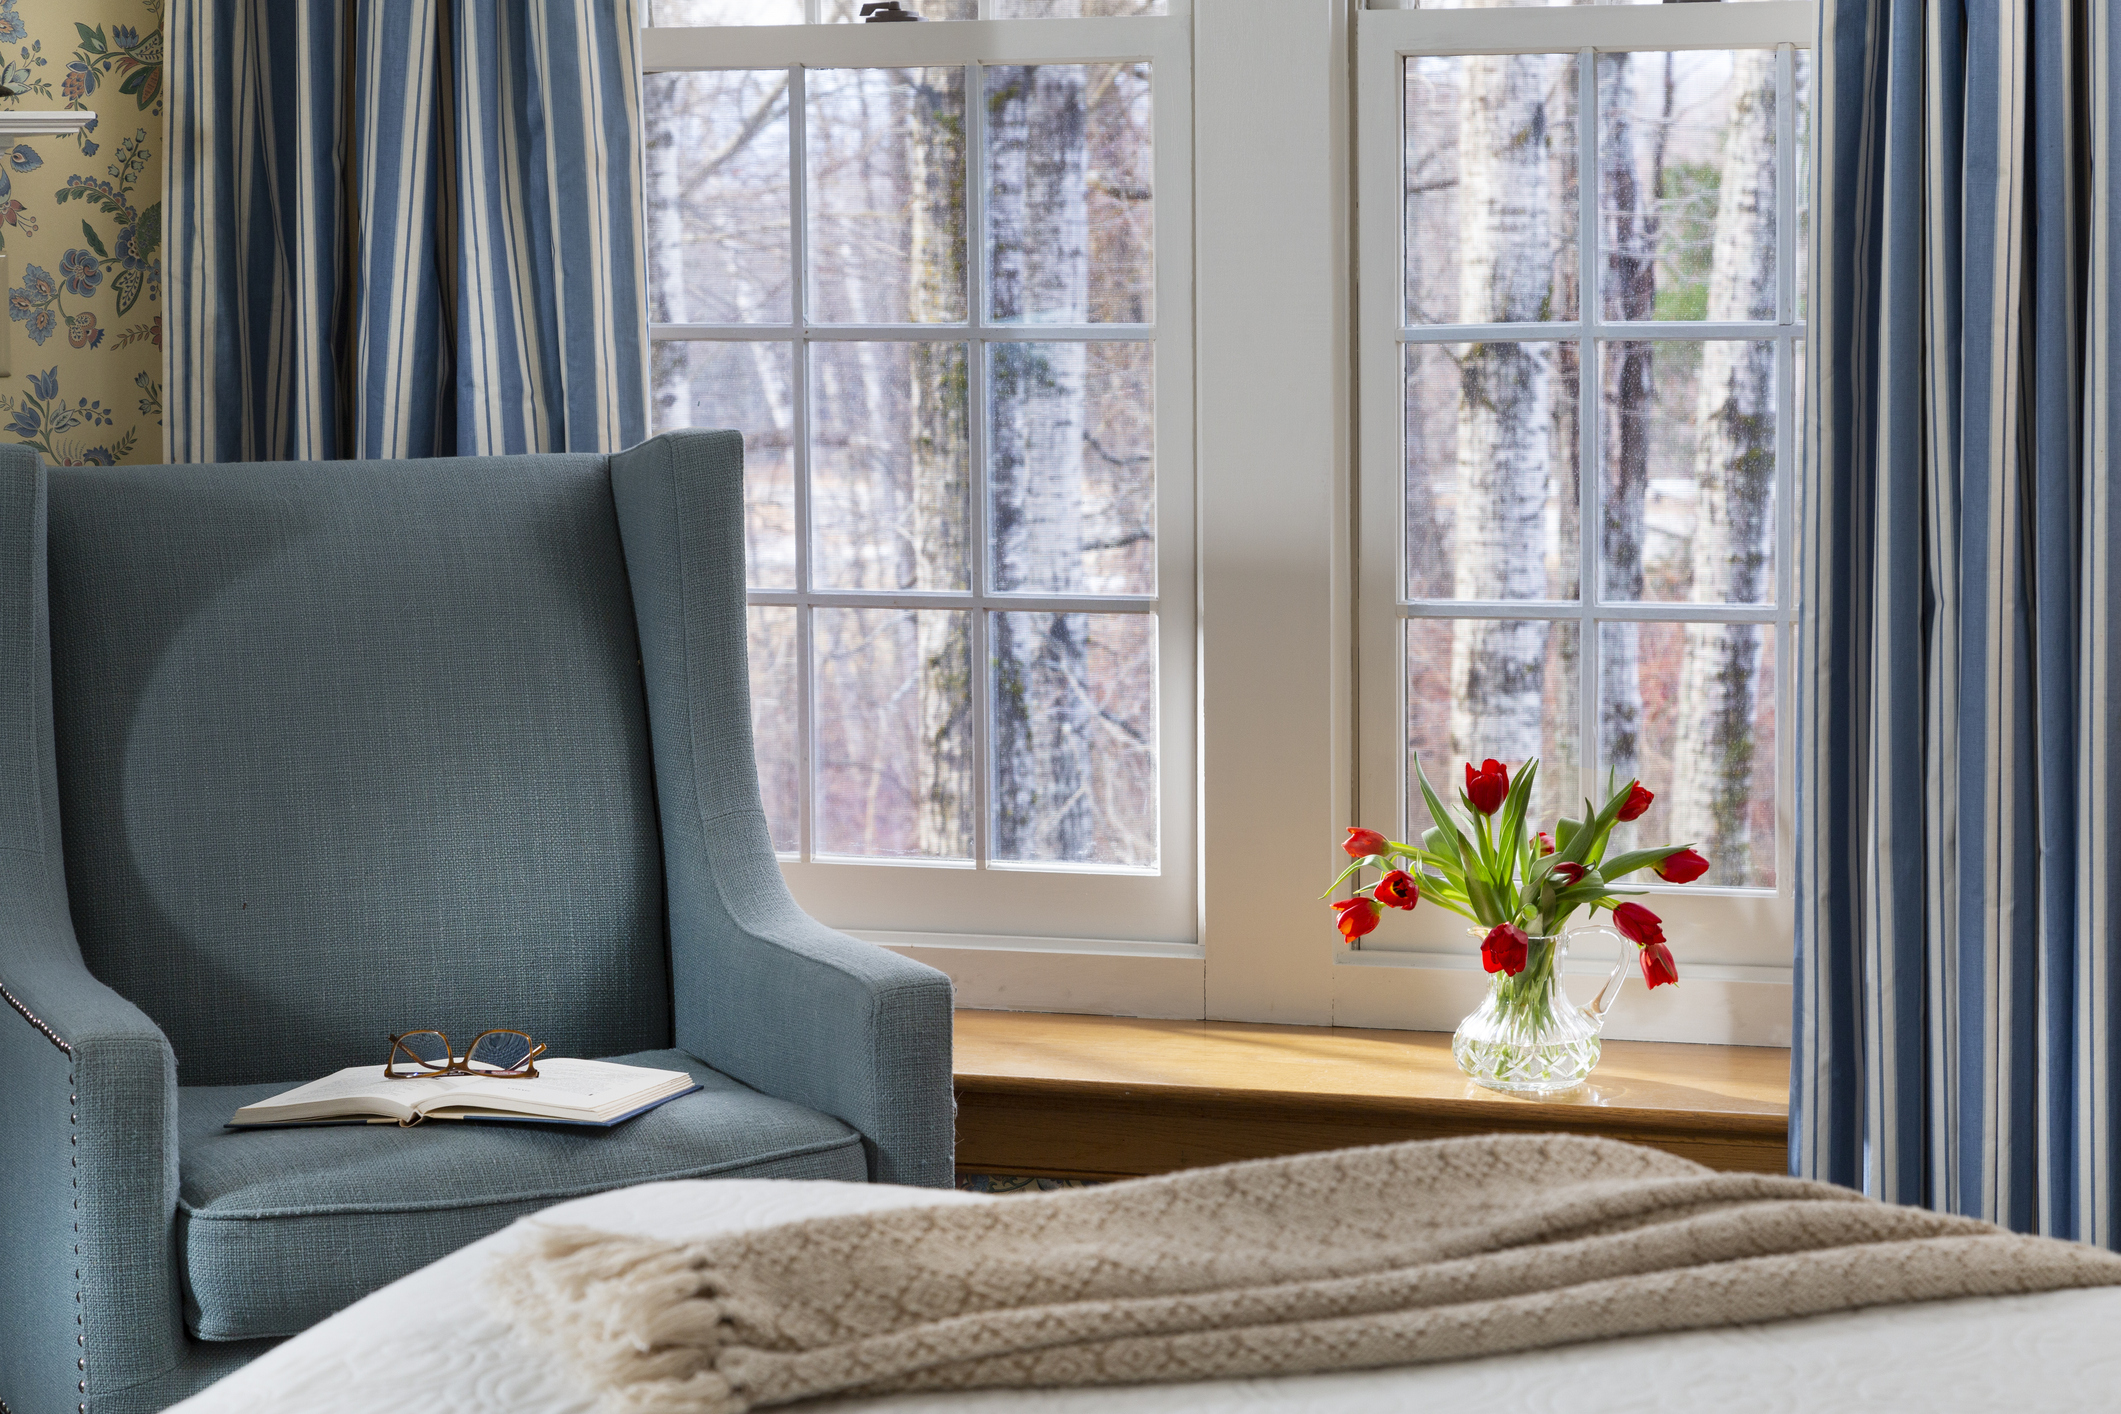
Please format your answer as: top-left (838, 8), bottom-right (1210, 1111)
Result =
top-left (43, 456), bottom-right (672, 1087)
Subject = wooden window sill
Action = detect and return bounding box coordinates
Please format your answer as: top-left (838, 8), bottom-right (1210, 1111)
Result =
top-left (953, 1009), bottom-right (1790, 1179)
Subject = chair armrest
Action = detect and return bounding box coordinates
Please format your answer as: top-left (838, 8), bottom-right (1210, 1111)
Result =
top-left (1, 922), bottom-right (184, 1414)
top-left (666, 809), bottom-right (956, 1187)
top-left (0, 443), bottom-right (186, 1410)
top-left (610, 432), bottom-right (956, 1188)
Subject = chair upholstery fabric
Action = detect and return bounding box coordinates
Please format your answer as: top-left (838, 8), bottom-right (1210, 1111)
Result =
top-left (177, 1049), bottom-right (865, 1340)
top-left (0, 433), bottom-right (956, 1414)
top-left (44, 456), bottom-right (671, 1086)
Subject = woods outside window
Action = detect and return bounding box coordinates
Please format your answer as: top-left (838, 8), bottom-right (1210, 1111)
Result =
top-left (637, 0), bottom-right (1816, 1041)
top-left (1357, 1), bottom-right (1812, 1006)
top-left (641, 1), bottom-right (1196, 951)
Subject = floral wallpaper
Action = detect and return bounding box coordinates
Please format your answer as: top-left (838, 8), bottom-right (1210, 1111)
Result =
top-left (0, 0), bottom-right (161, 465)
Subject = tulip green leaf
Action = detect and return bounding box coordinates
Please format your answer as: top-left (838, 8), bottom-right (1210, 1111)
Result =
top-left (1410, 754), bottom-right (1470, 865)
top-left (1597, 845), bottom-right (1685, 881)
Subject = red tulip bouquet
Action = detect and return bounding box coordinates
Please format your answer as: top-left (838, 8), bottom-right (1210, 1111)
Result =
top-left (1324, 755), bottom-right (1708, 1088)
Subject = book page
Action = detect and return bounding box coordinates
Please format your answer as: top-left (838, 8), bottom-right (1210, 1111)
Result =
top-left (429, 1059), bottom-right (688, 1117)
top-left (230, 1065), bottom-right (479, 1122)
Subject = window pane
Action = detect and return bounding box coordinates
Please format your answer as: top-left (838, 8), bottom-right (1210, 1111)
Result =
top-left (1405, 341), bottom-right (1579, 602)
top-left (644, 70), bottom-right (792, 324)
top-left (990, 611), bottom-right (1155, 867)
top-left (1405, 0), bottom-right (1783, 7)
top-left (1403, 53), bottom-right (1579, 326)
top-left (651, 341), bottom-right (798, 589)
top-left (990, 341), bottom-right (1153, 595)
top-left (1796, 48), bottom-right (1811, 320)
top-left (1406, 617), bottom-right (1580, 837)
top-left (989, 0), bottom-right (1169, 14)
top-left (985, 63), bottom-right (1153, 324)
top-left (648, 0), bottom-right (803, 24)
top-left (810, 340), bottom-right (970, 590)
top-left (1599, 51), bottom-right (1776, 323)
top-left (1793, 334), bottom-right (1805, 563)
top-left (808, 68), bottom-right (967, 323)
top-left (748, 606), bottom-right (800, 851)
top-left (822, 0), bottom-right (976, 19)
top-left (1600, 621), bottom-right (1775, 889)
top-left (1602, 339), bottom-right (1776, 605)
top-left (813, 608), bottom-right (974, 859)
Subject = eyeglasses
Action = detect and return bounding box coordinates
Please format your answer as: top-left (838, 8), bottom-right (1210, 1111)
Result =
top-left (384, 1029), bottom-right (545, 1080)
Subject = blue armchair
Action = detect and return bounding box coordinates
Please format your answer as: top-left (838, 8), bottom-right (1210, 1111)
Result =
top-left (0, 431), bottom-right (955, 1414)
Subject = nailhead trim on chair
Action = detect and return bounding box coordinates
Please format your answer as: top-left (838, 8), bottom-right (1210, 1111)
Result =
top-left (3, 979), bottom-right (86, 1409)
top-left (72, 1058), bottom-right (84, 1412)
top-left (0, 976), bottom-right (72, 1055)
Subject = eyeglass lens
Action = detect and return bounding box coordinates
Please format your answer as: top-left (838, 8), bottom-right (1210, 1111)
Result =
top-left (395, 1031), bottom-right (452, 1067)
top-left (465, 1031), bottom-right (533, 1073)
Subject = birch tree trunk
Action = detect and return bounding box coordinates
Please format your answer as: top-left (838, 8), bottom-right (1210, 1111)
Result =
top-left (1670, 49), bottom-right (1778, 881)
top-left (1448, 54), bottom-right (1554, 765)
top-left (1549, 82), bottom-right (1583, 797)
top-left (908, 66), bottom-right (974, 857)
top-left (1596, 52), bottom-right (1663, 789)
top-left (989, 64), bottom-right (1095, 860)
top-left (645, 75), bottom-right (689, 432)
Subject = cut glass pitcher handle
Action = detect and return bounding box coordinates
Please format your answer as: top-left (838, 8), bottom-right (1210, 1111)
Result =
top-left (1572, 923), bottom-right (1633, 1025)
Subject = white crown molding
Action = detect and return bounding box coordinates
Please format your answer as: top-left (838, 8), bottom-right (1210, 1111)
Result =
top-left (0, 110), bottom-right (96, 138)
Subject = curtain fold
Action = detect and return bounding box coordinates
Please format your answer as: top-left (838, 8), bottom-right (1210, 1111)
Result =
top-left (1797, 0), bottom-right (2119, 1241)
top-left (166, 0), bottom-right (646, 462)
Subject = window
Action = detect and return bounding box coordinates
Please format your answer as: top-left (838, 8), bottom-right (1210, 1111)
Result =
top-left (642, 0), bottom-right (1195, 950)
top-left (1355, 1), bottom-right (1811, 1031)
top-left (636, 0), bottom-right (1816, 1041)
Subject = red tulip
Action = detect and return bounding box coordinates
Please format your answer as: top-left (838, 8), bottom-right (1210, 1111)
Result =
top-left (1615, 781), bottom-right (1655, 822)
top-left (1343, 827), bottom-right (1388, 859)
top-left (1332, 896), bottom-right (1383, 941)
top-left (1550, 861), bottom-right (1587, 886)
top-left (1373, 869), bottom-right (1420, 911)
top-left (1480, 922), bottom-right (1528, 976)
top-left (1654, 847), bottom-right (1709, 884)
top-left (1464, 759), bottom-right (1510, 816)
top-left (1535, 831), bottom-right (1555, 856)
top-left (1639, 940), bottom-right (1679, 989)
top-left (1612, 900), bottom-right (1665, 947)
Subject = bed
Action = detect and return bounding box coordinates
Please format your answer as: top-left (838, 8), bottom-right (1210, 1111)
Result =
top-left (165, 1174), bottom-right (2121, 1413)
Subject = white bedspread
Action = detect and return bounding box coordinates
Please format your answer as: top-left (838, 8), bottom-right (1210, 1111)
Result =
top-left (170, 1178), bottom-right (2121, 1414)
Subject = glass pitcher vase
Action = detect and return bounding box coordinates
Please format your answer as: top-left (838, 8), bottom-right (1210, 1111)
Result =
top-left (1451, 925), bottom-right (1632, 1094)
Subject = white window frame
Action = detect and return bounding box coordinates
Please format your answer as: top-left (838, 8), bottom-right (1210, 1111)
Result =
top-left (638, 1), bottom-right (1813, 1043)
top-left (641, 7), bottom-right (1204, 1006)
top-left (1350, 1), bottom-right (1814, 1045)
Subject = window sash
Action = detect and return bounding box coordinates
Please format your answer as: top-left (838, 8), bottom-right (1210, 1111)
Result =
top-left (644, 8), bottom-right (1197, 948)
top-left (1354, 2), bottom-right (1815, 980)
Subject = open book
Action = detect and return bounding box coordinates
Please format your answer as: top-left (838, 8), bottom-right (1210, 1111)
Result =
top-left (228, 1057), bottom-right (701, 1129)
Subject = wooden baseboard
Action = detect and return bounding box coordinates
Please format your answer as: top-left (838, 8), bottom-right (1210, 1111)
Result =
top-left (953, 1010), bottom-right (1790, 1179)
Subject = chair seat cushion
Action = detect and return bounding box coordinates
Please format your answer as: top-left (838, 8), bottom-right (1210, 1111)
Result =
top-left (175, 1049), bottom-right (866, 1341)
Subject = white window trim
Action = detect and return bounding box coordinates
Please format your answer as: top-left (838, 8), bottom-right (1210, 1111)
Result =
top-left (642, 8), bottom-right (1205, 1004)
top-left (1350, 0), bottom-right (1815, 1045)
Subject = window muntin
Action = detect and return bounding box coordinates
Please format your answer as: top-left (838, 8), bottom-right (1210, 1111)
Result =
top-left (1361, 5), bottom-right (1810, 956)
top-left (644, 7), bottom-right (1193, 946)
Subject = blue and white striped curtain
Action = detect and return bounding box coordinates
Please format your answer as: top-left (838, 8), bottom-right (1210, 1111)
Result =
top-left (165, 0), bottom-right (648, 462)
top-left (1796, 0), bottom-right (2121, 1242)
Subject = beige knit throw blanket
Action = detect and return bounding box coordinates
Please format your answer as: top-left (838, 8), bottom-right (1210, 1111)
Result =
top-left (497, 1134), bottom-right (2121, 1413)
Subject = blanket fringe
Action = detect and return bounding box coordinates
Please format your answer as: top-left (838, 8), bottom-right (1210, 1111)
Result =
top-left (495, 1225), bottom-right (746, 1414)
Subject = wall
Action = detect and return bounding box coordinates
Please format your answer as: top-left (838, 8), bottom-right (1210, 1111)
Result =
top-left (0, 0), bottom-right (162, 465)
